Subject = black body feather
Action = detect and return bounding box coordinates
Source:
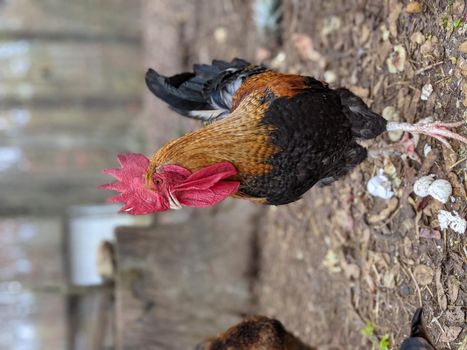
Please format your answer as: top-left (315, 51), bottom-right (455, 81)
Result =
top-left (240, 84), bottom-right (368, 205)
top-left (336, 88), bottom-right (387, 139)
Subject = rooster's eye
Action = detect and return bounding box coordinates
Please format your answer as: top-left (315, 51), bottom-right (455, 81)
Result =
top-left (154, 178), bottom-right (163, 185)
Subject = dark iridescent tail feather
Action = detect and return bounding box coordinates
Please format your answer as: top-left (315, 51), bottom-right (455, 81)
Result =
top-left (336, 88), bottom-right (387, 140)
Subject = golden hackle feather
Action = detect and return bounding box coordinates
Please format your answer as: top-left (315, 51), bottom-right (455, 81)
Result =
top-left (147, 90), bottom-right (280, 198)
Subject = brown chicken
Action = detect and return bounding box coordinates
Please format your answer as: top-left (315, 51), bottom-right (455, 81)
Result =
top-left (195, 315), bottom-right (314, 350)
top-left (101, 58), bottom-right (466, 214)
top-left (194, 309), bottom-right (434, 350)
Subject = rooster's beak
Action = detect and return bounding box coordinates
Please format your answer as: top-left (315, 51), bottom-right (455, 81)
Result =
top-left (168, 192), bottom-right (182, 210)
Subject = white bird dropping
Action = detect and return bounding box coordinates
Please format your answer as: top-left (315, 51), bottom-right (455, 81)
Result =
top-left (367, 170), bottom-right (394, 199)
top-left (428, 179), bottom-right (452, 204)
top-left (413, 175), bottom-right (435, 197)
top-left (438, 210), bottom-right (466, 234)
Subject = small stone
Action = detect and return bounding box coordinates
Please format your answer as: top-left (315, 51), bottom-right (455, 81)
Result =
top-left (406, 1), bottom-right (423, 13)
top-left (387, 45), bottom-right (407, 73)
top-left (410, 31), bottom-right (425, 45)
top-left (399, 283), bottom-right (412, 296)
top-left (421, 83), bottom-right (433, 101)
top-left (420, 36), bottom-right (439, 56)
top-left (413, 264), bottom-right (434, 286)
top-left (458, 41), bottom-right (467, 53)
top-left (419, 227), bottom-right (441, 240)
top-left (323, 70), bottom-right (337, 83)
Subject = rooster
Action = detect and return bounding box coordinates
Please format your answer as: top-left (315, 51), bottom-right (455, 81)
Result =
top-left (101, 58), bottom-right (466, 214)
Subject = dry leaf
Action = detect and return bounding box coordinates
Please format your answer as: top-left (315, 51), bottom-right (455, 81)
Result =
top-left (388, 0), bottom-right (403, 37)
top-left (367, 197), bottom-right (399, 224)
top-left (403, 236), bottom-right (413, 258)
top-left (442, 146), bottom-right (458, 171)
top-left (406, 89), bottom-right (421, 123)
top-left (453, 0), bottom-right (465, 15)
top-left (383, 271), bottom-right (395, 288)
top-left (292, 33), bottom-right (326, 68)
top-left (459, 58), bottom-right (467, 77)
top-left (420, 36), bottom-right (440, 57)
top-left (435, 268), bottom-right (448, 311)
top-left (349, 86), bottom-right (369, 98)
top-left (445, 307), bottom-right (464, 324)
top-left (406, 1), bottom-right (423, 13)
top-left (410, 31), bottom-right (425, 45)
top-left (383, 267), bottom-right (398, 289)
top-left (448, 172), bottom-right (467, 198)
top-left (440, 326), bottom-right (462, 342)
top-left (447, 276), bottom-right (460, 302)
top-left (413, 264), bottom-right (434, 286)
top-left (360, 25), bottom-right (370, 45)
top-left (459, 41), bottom-right (467, 54)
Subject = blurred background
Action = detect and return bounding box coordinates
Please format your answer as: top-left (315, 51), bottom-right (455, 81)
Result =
top-left (0, 0), bottom-right (144, 348)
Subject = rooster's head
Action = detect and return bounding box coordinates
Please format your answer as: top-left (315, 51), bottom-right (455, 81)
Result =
top-left (100, 153), bottom-right (239, 215)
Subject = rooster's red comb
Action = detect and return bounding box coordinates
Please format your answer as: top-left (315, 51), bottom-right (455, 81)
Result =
top-left (99, 153), bottom-right (169, 214)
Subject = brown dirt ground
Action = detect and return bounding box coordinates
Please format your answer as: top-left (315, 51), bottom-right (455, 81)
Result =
top-left (142, 1), bottom-right (466, 349)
